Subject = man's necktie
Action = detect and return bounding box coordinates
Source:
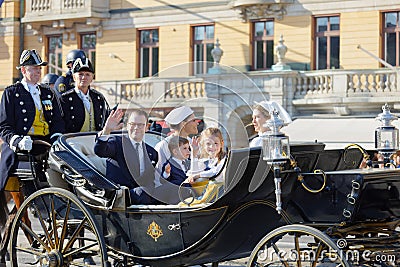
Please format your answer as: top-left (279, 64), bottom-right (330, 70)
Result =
top-left (182, 160), bottom-right (190, 172)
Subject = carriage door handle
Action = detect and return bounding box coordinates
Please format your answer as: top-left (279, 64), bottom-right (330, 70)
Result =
top-left (168, 223), bottom-right (181, 231)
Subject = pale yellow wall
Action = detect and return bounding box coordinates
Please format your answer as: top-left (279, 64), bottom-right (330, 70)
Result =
top-left (159, 25), bottom-right (191, 77)
top-left (95, 28), bottom-right (136, 81)
top-left (0, 35), bottom-right (19, 87)
top-left (0, 1), bottom-right (19, 18)
top-left (276, 15), bottom-right (312, 68)
top-left (340, 11), bottom-right (381, 69)
top-left (215, 20), bottom-right (250, 71)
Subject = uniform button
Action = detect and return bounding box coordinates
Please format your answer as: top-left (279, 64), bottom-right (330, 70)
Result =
top-left (71, 116), bottom-right (74, 119)
top-left (100, 115), bottom-right (103, 118)
top-left (51, 112), bottom-right (53, 115)
top-left (98, 96), bottom-right (100, 100)
top-left (70, 107), bottom-right (73, 110)
top-left (100, 105), bottom-right (102, 109)
top-left (19, 101), bottom-right (24, 105)
top-left (15, 93), bottom-right (19, 97)
top-left (23, 127), bottom-right (27, 131)
top-left (48, 95), bottom-right (51, 98)
top-left (22, 109), bottom-right (26, 113)
top-left (24, 118), bottom-right (27, 122)
top-left (49, 120), bottom-right (52, 123)
top-left (69, 97), bottom-right (72, 101)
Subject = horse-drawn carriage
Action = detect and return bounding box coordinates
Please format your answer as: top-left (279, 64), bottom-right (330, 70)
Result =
top-left (5, 124), bottom-right (400, 266)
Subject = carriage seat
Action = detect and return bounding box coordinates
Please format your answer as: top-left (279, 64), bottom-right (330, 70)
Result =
top-left (67, 135), bottom-right (107, 175)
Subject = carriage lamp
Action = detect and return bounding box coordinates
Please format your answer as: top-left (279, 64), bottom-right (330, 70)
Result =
top-left (262, 109), bottom-right (290, 214)
top-left (375, 104), bottom-right (399, 166)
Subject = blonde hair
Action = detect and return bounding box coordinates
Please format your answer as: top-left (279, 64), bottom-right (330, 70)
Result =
top-left (253, 104), bottom-right (271, 119)
top-left (199, 127), bottom-right (226, 161)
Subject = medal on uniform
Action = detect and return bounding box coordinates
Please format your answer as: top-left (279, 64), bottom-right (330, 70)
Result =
top-left (41, 100), bottom-right (53, 111)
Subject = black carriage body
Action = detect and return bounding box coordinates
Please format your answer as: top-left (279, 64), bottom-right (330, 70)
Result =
top-left (51, 132), bottom-right (400, 266)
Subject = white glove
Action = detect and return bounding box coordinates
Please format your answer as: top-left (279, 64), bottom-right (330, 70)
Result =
top-left (18, 136), bottom-right (33, 151)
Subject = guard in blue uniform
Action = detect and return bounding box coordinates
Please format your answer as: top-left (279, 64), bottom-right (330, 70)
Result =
top-left (60, 58), bottom-right (109, 132)
top-left (47, 57), bottom-right (109, 191)
top-left (54, 49), bottom-right (87, 95)
top-left (0, 49), bottom-right (65, 191)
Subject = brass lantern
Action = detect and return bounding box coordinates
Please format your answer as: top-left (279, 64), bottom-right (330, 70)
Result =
top-left (375, 104), bottom-right (399, 163)
top-left (262, 110), bottom-right (290, 164)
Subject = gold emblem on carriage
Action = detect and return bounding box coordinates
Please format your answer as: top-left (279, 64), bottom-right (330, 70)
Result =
top-left (147, 221), bottom-right (163, 242)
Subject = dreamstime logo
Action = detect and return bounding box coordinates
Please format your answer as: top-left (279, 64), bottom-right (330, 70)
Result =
top-left (336, 238), bottom-right (347, 249)
top-left (256, 241), bottom-right (397, 265)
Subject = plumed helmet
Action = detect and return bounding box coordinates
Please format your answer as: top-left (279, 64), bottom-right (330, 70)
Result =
top-left (41, 73), bottom-right (59, 85)
top-left (65, 49), bottom-right (87, 65)
top-left (17, 49), bottom-right (48, 69)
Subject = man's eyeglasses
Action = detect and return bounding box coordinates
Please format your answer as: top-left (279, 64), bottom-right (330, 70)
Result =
top-left (128, 122), bottom-right (146, 128)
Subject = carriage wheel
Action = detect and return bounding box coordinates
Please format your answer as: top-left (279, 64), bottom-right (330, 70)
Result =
top-left (9, 187), bottom-right (109, 266)
top-left (247, 224), bottom-right (350, 267)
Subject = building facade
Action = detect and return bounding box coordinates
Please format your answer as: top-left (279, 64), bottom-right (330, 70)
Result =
top-left (1, 0), bottom-right (400, 147)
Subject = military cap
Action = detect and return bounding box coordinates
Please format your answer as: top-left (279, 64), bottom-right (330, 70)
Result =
top-left (17, 49), bottom-right (48, 69)
top-left (72, 58), bottom-right (94, 74)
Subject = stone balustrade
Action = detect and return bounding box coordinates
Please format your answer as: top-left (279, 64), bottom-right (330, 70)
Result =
top-left (91, 68), bottom-right (400, 117)
top-left (23, 0), bottom-right (109, 22)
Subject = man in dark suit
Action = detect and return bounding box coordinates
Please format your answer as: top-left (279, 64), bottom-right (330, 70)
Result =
top-left (94, 109), bottom-right (159, 204)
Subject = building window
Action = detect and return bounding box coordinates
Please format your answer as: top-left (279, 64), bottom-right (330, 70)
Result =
top-left (138, 29), bottom-right (159, 78)
top-left (314, 16), bottom-right (340, 70)
top-left (192, 25), bottom-right (214, 74)
top-left (383, 11), bottom-right (400, 66)
top-left (80, 32), bottom-right (96, 69)
top-left (252, 20), bottom-right (274, 70)
top-left (47, 35), bottom-right (63, 75)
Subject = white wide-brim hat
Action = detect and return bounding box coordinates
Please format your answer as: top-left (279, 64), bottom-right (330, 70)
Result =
top-left (165, 106), bottom-right (194, 125)
top-left (255, 101), bottom-right (292, 124)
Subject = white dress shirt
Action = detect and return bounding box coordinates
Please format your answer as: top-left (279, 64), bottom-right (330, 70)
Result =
top-left (22, 80), bottom-right (41, 110)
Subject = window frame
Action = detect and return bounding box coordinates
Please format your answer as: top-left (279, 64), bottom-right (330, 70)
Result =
top-left (137, 28), bottom-right (159, 78)
top-left (381, 10), bottom-right (400, 67)
top-left (46, 35), bottom-right (63, 75)
top-left (191, 24), bottom-right (215, 75)
top-left (79, 32), bottom-right (97, 69)
top-left (312, 14), bottom-right (340, 70)
top-left (250, 19), bottom-right (275, 70)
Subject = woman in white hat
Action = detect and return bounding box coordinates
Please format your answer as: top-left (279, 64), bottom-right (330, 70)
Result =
top-left (250, 101), bottom-right (291, 147)
top-left (155, 106), bottom-right (199, 167)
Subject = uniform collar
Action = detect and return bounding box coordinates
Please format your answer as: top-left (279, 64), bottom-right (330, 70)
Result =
top-left (74, 87), bottom-right (90, 97)
top-left (21, 79), bottom-right (40, 95)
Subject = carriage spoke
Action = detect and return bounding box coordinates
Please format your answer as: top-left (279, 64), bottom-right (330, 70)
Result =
top-left (14, 245), bottom-right (43, 257)
top-left (58, 199), bottom-right (71, 251)
top-left (51, 196), bottom-right (60, 247)
top-left (63, 217), bottom-right (89, 253)
top-left (63, 242), bottom-right (98, 258)
top-left (294, 233), bottom-right (302, 267)
top-left (31, 200), bottom-right (55, 249)
top-left (20, 221), bottom-right (50, 251)
top-left (311, 241), bottom-right (324, 267)
top-left (272, 243), bottom-right (289, 267)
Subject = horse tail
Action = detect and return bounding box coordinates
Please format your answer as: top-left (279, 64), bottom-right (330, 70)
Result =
top-left (0, 192), bottom-right (8, 230)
